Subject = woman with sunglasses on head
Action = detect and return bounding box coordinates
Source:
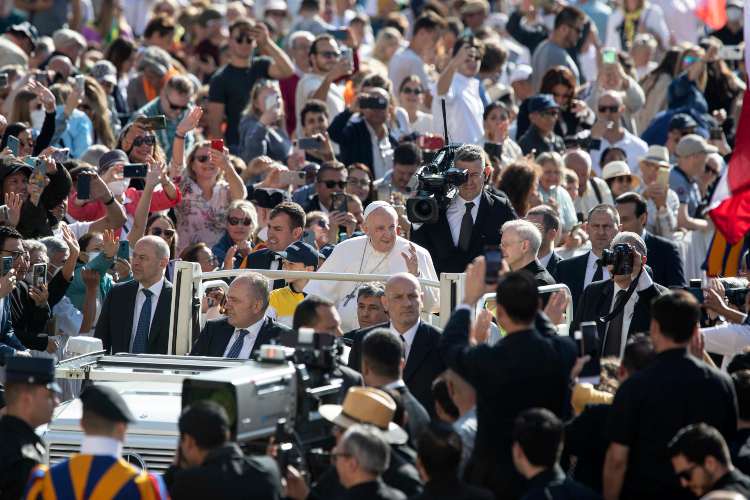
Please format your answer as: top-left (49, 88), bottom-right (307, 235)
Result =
top-left (213, 199), bottom-right (258, 270)
top-left (239, 79), bottom-right (292, 165)
top-left (397, 75), bottom-right (433, 136)
top-left (172, 139), bottom-right (247, 253)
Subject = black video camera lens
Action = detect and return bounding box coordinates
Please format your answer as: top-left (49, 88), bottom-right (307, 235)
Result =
top-left (251, 187), bottom-right (287, 209)
top-left (601, 243), bottom-right (634, 276)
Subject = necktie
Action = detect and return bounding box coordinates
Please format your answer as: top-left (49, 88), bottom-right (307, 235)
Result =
top-left (592, 260), bottom-right (603, 283)
top-left (603, 290), bottom-right (628, 357)
top-left (226, 329), bottom-right (249, 358)
top-left (458, 202), bottom-right (475, 252)
top-left (132, 289), bottom-right (153, 354)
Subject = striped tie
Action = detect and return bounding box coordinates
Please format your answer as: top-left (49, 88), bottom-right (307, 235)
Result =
top-left (226, 329), bottom-right (249, 358)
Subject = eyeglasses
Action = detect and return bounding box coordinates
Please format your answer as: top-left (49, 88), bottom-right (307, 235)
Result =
top-left (195, 155), bottom-right (210, 163)
top-left (599, 105), bottom-right (619, 113)
top-left (228, 216), bottom-right (253, 226)
top-left (133, 135), bottom-right (156, 147)
top-left (675, 464), bottom-right (699, 482)
top-left (1, 249), bottom-right (25, 260)
top-left (347, 178), bottom-right (370, 187)
top-left (167, 98), bottom-right (189, 111)
top-left (315, 219), bottom-right (330, 229)
top-left (150, 227), bottom-right (175, 238)
top-left (319, 50), bottom-right (341, 59)
top-left (321, 180), bottom-right (347, 189)
top-left (401, 87), bottom-right (422, 95)
top-left (235, 34), bottom-right (253, 44)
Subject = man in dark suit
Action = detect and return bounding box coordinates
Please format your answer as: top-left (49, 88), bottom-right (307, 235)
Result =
top-left (501, 220), bottom-right (555, 287)
top-left (440, 263), bottom-right (577, 500)
top-left (526, 205), bottom-right (563, 276)
top-left (554, 204), bottom-right (619, 314)
top-left (191, 273), bottom-right (292, 358)
top-left (361, 328), bottom-right (430, 447)
top-left (348, 273), bottom-right (444, 413)
top-left (411, 144), bottom-right (517, 276)
top-left (328, 87), bottom-right (398, 175)
top-left (615, 192), bottom-right (686, 288)
top-left (95, 236), bottom-right (173, 354)
top-left (572, 232), bottom-right (667, 359)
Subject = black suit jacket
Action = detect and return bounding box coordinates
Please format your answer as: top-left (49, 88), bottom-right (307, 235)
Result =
top-left (243, 249), bottom-right (284, 289)
top-left (347, 321), bottom-right (445, 413)
top-left (521, 259), bottom-right (556, 287)
top-left (552, 251), bottom-right (590, 314)
top-left (571, 278), bottom-right (667, 346)
top-left (190, 316), bottom-right (292, 357)
top-left (544, 251), bottom-right (563, 277)
top-left (95, 279), bottom-right (173, 354)
top-left (643, 231), bottom-right (686, 288)
top-left (328, 109), bottom-right (399, 170)
top-left (411, 190), bottom-right (517, 275)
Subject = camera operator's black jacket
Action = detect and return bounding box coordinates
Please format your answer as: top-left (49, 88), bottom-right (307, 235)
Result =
top-left (164, 443), bottom-right (282, 500)
top-left (410, 189), bottom-right (517, 276)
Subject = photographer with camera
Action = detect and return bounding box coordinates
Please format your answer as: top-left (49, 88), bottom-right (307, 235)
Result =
top-left (411, 144), bottom-right (516, 276)
top-left (572, 231), bottom-right (667, 358)
top-left (164, 400), bottom-right (283, 500)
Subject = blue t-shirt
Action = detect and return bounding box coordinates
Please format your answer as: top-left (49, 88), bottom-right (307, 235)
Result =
top-left (669, 166), bottom-right (701, 217)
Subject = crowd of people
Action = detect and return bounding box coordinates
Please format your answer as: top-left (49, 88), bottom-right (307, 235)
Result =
top-left (0, 0), bottom-right (747, 498)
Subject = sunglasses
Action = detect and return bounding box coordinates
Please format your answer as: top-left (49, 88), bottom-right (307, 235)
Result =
top-left (321, 180), bottom-right (347, 189)
top-left (599, 105), bottom-right (619, 113)
top-left (195, 154), bottom-right (210, 163)
top-left (228, 216), bottom-right (253, 226)
top-left (611, 175), bottom-right (632, 183)
top-left (235, 34), bottom-right (253, 44)
top-left (315, 219), bottom-right (329, 228)
top-left (319, 50), bottom-right (341, 59)
top-left (401, 87), bottom-right (422, 95)
top-left (150, 227), bottom-right (175, 238)
top-left (133, 135), bottom-right (156, 147)
top-left (167, 98), bottom-right (189, 111)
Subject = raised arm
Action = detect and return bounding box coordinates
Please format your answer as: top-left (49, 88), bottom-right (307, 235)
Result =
top-left (252, 24), bottom-right (294, 80)
top-left (88, 173), bottom-right (127, 234)
top-left (215, 148), bottom-right (247, 201)
top-left (128, 162), bottom-right (162, 246)
top-left (171, 107), bottom-right (203, 178)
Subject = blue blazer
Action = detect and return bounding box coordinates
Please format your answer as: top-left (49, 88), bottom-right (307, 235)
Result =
top-left (0, 297), bottom-right (26, 361)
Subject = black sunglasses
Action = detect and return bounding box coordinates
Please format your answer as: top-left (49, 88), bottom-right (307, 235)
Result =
top-left (195, 155), bottom-right (210, 163)
top-left (321, 180), bottom-right (347, 189)
top-left (167, 98), bottom-right (189, 111)
top-left (228, 216), bottom-right (253, 226)
top-left (599, 105), bottom-right (619, 113)
top-left (235, 34), bottom-right (253, 44)
top-left (401, 87), bottom-right (422, 95)
top-left (133, 135), bottom-right (156, 147)
top-left (150, 227), bottom-right (175, 238)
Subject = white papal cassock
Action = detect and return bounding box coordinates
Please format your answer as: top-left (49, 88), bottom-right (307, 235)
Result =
top-left (304, 235), bottom-right (440, 332)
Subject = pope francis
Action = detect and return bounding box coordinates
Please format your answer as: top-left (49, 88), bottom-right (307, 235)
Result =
top-left (304, 201), bottom-right (439, 332)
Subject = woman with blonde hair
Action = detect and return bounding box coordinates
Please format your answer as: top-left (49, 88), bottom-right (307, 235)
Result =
top-left (238, 79), bottom-right (291, 165)
top-left (372, 27), bottom-right (403, 68)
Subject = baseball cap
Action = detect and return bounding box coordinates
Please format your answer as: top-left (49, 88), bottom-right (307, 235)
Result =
top-left (265, 0), bottom-right (288, 12)
top-left (527, 94), bottom-right (559, 114)
top-left (668, 113), bottom-right (698, 131)
top-left (98, 149), bottom-right (129, 173)
top-left (676, 134), bottom-right (719, 157)
top-left (278, 241), bottom-right (322, 268)
top-left (8, 22), bottom-right (39, 48)
top-left (90, 60), bottom-right (117, 86)
top-left (509, 64), bottom-right (532, 83)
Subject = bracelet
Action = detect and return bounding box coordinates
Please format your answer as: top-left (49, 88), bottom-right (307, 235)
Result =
top-left (104, 196), bottom-right (115, 206)
top-left (175, 133), bottom-right (186, 140)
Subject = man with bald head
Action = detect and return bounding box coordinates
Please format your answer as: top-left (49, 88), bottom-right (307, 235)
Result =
top-left (305, 201), bottom-right (439, 332)
top-left (191, 272), bottom-right (292, 358)
top-left (588, 90), bottom-right (648, 176)
top-left (564, 149), bottom-right (614, 222)
top-left (95, 236), bottom-right (174, 354)
top-left (346, 272), bottom-right (444, 413)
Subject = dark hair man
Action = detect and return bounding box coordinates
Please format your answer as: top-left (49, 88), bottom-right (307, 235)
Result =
top-left (603, 291), bottom-right (738, 500)
top-left (356, 283), bottom-right (389, 330)
top-left (512, 408), bottom-right (598, 499)
top-left (164, 400), bottom-right (282, 499)
top-left (669, 423), bottom-right (750, 498)
top-left (526, 205), bottom-right (562, 275)
top-left (441, 263), bottom-right (577, 500)
top-left (530, 6), bottom-right (586, 91)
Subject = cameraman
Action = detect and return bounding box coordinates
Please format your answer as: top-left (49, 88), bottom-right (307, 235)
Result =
top-left (411, 144), bottom-right (516, 276)
top-left (702, 279), bottom-right (750, 369)
top-left (164, 400), bottom-right (282, 500)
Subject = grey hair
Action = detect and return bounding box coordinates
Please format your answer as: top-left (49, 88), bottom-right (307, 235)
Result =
top-left (358, 282), bottom-right (385, 300)
top-left (40, 236), bottom-right (69, 258)
top-left (138, 235), bottom-right (170, 261)
top-left (339, 424), bottom-right (391, 475)
top-left (235, 272), bottom-right (270, 311)
top-left (563, 149), bottom-right (592, 170)
top-left (23, 239), bottom-right (47, 255)
top-left (588, 203), bottom-right (620, 225)
top-left (454, 144), bottom-right (485, 165)
top-left (502, 219), bottom-right (542, 256)
top-left (598, 89), bottom-right (625, 106)
top-left (611, 231), bottom-right (647, 256)
top-left (52, 28), bottom-right (86, 50)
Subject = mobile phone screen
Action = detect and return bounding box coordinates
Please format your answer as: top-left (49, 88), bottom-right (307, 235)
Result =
top-left (117, 240), bottom-right (130, 260)
top-left (7, 135), bottom-right (19, 156)
top-left (484, 247), bottom-right (502, 285)
top-left (77, 174), bottom-right (91, 200)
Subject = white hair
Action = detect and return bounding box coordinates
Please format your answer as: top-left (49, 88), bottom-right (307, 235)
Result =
top-left (502, 219), bottom-right (542, 256)
top-left (563, 149), bottom-right (592, 170)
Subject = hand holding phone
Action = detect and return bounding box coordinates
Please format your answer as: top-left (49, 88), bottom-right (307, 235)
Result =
top-left (7, 135), bottom-right (19, 156)
top-left (484, 246), bottom-right (503, 285)
top-left (77, 173), bottom-right (92, 200)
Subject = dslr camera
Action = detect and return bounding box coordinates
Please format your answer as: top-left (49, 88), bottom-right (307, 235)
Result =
top-left (406, 145), bottom-right (468, 224)
top-left (601, 243), bottom-right (634, 276)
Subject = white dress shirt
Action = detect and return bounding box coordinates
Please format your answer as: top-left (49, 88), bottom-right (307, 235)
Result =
top-left (608, 271), bottom-right (654, 357)
top-left (80, 436), bottom-right (123, 457)
top-left (391, 320), bottom-right (420, 362)
top-left (446, 193), bottom-right (482, 247)
top-left (365, 121), bottom-right (394, 180)
top-left (539, 252), bottom-right (553, 268)
top-left (129, 278), bottom-right (165, 351)
top-left (222, 316), bottom-right (266, 359)
top-left (703, 323), bottom-right (750, 370)
top-left (583, 251), bottom-right (611, 290)
top-left (589, 130), bottom-right (649, 176)
top-left (432, 73), bottom-right (483, 145)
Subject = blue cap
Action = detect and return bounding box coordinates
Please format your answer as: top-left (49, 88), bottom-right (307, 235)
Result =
top-left (278, 241), bottom-right (322, 269)
top-left (4, 357), bottom-right (61, 393)
top-left (319, 244), bottom-right (335, 259)
top-left (527, 94), bottom-right (559, 114)
top-left (669, 113), bottom-right (698, 131)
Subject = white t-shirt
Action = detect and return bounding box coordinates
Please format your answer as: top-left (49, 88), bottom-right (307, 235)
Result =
top-left (295, 72), bottom-right (345, 135)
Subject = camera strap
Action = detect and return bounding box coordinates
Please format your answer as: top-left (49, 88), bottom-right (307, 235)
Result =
top-left (598, 267), bottom-right (643, 324)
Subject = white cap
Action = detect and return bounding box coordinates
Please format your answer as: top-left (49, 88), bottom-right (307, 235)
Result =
top-left (510, 64), bottom-right (533, 83)
top-left (363, 200), bottom-right (395, 220)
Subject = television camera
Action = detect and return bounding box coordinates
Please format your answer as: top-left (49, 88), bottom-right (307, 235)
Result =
top-left (406, 145), bottom-right (468, 224)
